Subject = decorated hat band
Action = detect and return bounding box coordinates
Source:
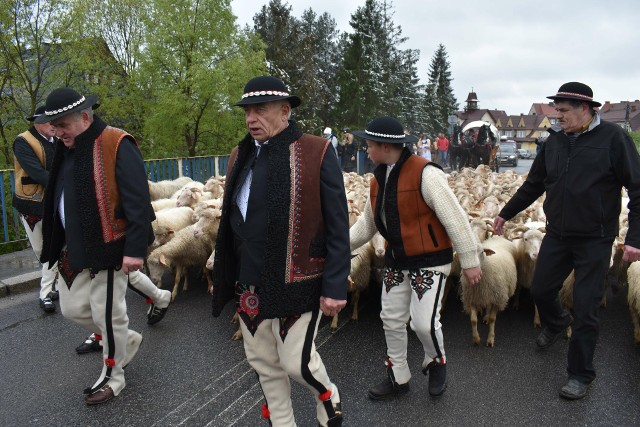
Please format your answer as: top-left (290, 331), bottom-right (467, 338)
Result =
top-left (241, 90), bottom-right (290, 100)
top-left (45, 96), bottom-right (86, 116)
top-left (366, 130), bottom-right (406, 139)
top-left (554, 91), bottom-right (595, 102)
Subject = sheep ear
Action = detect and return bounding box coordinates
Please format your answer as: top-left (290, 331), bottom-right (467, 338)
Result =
top-left (537, 227), bottom-right (546, 233)
top-left (159, 254), bottom-right (168, 266)
top-left (483, 248), bottom-right (496, 256)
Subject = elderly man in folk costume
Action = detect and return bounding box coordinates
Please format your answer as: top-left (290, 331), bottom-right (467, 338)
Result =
top-left (13, 106), bottom-right (59, 313)
top-left (211, 76), bottom-right (349, 426)
top-left (37, 87), bottom-right (155, 405)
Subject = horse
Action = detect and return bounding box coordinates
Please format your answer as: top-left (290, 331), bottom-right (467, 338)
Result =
top-left (471, 124), bottom-right (497, 168)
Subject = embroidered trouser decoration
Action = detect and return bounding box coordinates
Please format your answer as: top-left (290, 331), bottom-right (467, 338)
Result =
top-left (236, 283), bottom-right (263, 336)
top-left (383, 267), bottom-right (404, 293)
top-left (22, 214), bottom-right (41, 231)
top-left (58, 249), bottom-right (81, 289)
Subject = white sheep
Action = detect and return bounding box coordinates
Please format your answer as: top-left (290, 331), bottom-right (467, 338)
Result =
top-left (459, 235), bottom-right (517, 347)
top-left (192, 208), bottom-right (222, 240)
top-left (151, 198), bottom-right (179, 212)
top-left (626, 261), bottom-right (640, 344)
top-left (176, 186), bottom-right (213, 208)
top-left (148, 176), bottom-right (193, 201)
top-left (147, 224), bottom-right (214, 301)
top-left (330, 239), bottom-right (374, 331)
top-left (151, 206), bottom-right (194, 248)
top-left (510, 225), bottom-right (545, 327)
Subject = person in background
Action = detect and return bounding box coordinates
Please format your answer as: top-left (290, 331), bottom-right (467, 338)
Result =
top-left (342, 128), bottom-right (358, 173)
top-left (13, 105), bottom-right (59, 313)
top-left (436, 132), bottom-right (449, 166)
top-left (323, 127), bottom-right (340, 163)
top-left (211, 76), bottom-right (349, 426)
top-left (493, 82), bottom-right (640, 400)
top-left (350, 116), bottom-right (482, 401)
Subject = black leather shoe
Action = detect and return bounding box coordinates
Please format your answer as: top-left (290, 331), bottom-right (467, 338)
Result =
top-left (324, 402), bottom-right (343, 427)
top-left (536, 315), bottom-right (573, 349)
top-left (85, 385), bottom-right (115, 405)
top-left (147, 304), bottom-right (169, 325)
top-left (76, 334), bottom-right (102, 354)
top-left (48, 290), bottom-right (59, 301)
top-left (368, 376), bottom-right (410, 401)
top-left (39, 297), bottom-right (55, 313)
top-left (425, 363), bottom-right (447, 396)
top-left (559, 378), bottom-right (589, 400)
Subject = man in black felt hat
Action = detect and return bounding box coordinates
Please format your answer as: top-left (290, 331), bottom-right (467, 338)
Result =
top-left (211, 76), bottom-right (349, 426)
top-left (13, 105), bottom-right (59, 313)
top-left (494, 82), bottom-right (640, 400)
top-left (36, 87), bottom-right (155, 405)
top-left (349, 116), bottom-right (482, 400)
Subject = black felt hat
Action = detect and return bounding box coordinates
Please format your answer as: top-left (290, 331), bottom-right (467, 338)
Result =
top-left (25, 105), bottom-right (47, 122)
top-left (232, 76), bottom-right (301, 108)
top-left (547, 82), bottom-right (601, 107)
top-left (352, 116), bottom-right (418, 144)
top-left (34, 87), bottom-right (99, 124)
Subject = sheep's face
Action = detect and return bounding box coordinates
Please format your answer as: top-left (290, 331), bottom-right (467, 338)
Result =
top-left (523, 230), bottom-right (544, 261)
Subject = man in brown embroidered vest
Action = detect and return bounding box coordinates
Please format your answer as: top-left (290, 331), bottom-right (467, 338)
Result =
top-left (13, 106), bottom-right (58, 313)
top-left (212, 76), bottom-right (350, 427)
top-left (37, 87), bottom-right (154, 405)
top-left (350, 116), bottom-right (482, 400)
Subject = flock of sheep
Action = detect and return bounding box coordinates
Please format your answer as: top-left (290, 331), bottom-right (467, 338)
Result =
top-left (145, 164), bottom-right (640, 346)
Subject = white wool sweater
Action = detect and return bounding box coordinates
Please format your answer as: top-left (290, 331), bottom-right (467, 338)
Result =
top-left (349, 165), bottom-right (481, 275)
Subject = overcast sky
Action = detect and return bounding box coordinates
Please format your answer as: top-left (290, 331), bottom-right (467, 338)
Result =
top-left (231, 0), bottom-right (639, 115)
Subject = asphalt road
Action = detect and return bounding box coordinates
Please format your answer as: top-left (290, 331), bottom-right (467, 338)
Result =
top-left (1, 265), bottom-right (639, 427)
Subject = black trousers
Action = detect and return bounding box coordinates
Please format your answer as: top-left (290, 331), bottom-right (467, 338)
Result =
top-left (531, 233), bottom-right (612, 383)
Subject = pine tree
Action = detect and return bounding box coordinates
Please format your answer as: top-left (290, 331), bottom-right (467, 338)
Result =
top-left (337, 0), bottom-right (421, 130)
top-left (424, 43), bottom-right (457, 135)
top-left (253, 2), bottom-right (341, 134)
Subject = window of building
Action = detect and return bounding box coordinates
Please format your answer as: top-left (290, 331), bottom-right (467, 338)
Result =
top-left (517, 130), bottom-right (526, 138)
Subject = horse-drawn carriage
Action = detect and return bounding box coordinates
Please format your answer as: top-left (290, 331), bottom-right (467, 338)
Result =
top-left (450, 121), bottom-right (500, 172)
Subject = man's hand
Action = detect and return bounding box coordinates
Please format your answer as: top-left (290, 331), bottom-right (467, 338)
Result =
top-left (493, 216), bottom-right (506, 236)
top-left (463, 267), bottom-right (482, 286)
top-left (320, 296), bottom-right (347, 317)
top-left (622, 245), bottom-right (640, 262)
top-left (122, 256), bottom-right (144, 274)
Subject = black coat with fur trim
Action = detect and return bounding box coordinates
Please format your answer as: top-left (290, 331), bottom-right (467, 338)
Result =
top-left (211, 121), bottom-right (350, 319)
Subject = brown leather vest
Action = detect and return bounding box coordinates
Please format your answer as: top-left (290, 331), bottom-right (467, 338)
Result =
top-left (14, 131), bottom-right (47, 203)
top-left (93, 127), bottom-right (132, 243)
top-left (370, 153), bottom-right (452, 268)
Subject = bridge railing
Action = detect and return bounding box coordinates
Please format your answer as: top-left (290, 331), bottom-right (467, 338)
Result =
top-left (2, 151), bottom-right (369, 246)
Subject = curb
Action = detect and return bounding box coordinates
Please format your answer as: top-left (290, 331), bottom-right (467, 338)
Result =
top-left (0, 271), bottom-right (41, 298)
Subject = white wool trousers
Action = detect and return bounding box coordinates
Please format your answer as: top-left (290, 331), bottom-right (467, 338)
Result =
top-left (127, 270), bottom-right (169, 306)
top-left (239, 309), bottom-right (339, 427)
top-left (20, 215), bottom-right (57, 300)
top-left (381, 268), bottom-right (447, 385)
top-left (58, 268), bottom-right (130, 396)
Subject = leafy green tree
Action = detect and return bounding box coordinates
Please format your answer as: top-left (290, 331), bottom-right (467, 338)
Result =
top-left (140, 0), bottom-right (266, 157)
top-left (424, 43), bottom-right (457, 135)
top-left (0, 0), bottom-right (67, 166)
top-left (60, 0), bottom-right (148, 138)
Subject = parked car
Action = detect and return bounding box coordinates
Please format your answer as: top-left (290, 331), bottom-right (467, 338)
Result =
top-left (499, 143), bottom-right (518, 166)
top-left (517, 149), bottom-right (531, 159)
